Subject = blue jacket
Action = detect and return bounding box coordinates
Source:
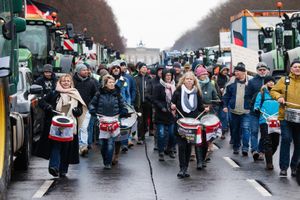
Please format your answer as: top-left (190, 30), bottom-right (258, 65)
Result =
top-left (123, 73), bottom-right (137, 105)
top-left (245, 75), bottom-right (265, 110)
top-left (254, 88), bottom-right (279, 124)
top-left (116, 76), bottom-right (131, 104)
top-left (222, 78), bottom-right (250, 114)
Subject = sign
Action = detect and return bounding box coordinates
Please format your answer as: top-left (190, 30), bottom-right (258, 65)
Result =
top-left (63, 39), bottom-right (74, 51)
top-left (231, 44), bottom-right (258, 73)
top-left (220, 31), bottom-right (231, 49)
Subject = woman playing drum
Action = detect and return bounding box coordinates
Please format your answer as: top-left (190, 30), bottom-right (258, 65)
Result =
top-left (36, 74), bottom-right (87, 177)
top-left (171, 72), bottom-right (208, 178)
top-left (89, 75), bottom-right (129, 169)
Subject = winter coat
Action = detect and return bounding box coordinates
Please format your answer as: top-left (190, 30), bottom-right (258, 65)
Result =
top-left (245, 75), bottom-right (265, 110)
top-left (199, 80), bottom-right (219, 105)
top-left (89, 87), bottom-right (128, 117)
top-left (171, 87), bottom-right (205, 119)
top-left (123, 73), bottom-right (137, 105)
top-left (73, 73), bottom-right (97, 106)
top-left (152, 83), bottom-right (175, 125)
top-left (254, 88), bottom-right (279, 124)
top-left (116, 76), bottom-right (131, 104)
top-left (34, 91), bottom-right (83, 164)
top-left (222, 78), bottom-right (250, 115)
top-left (134, 73), bottom-right (152, 108)
top-left (34, 73), bottom-right (58, 95)
top-left (216, 73), bottom-right (229, 90)
top-left (146, 76), bottom-right (160, 104)
top-left (270, 74), bottom-right (300, 120)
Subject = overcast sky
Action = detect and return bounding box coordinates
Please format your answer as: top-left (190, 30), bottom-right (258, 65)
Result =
top-left (106, 0), bottom-right (227, 49)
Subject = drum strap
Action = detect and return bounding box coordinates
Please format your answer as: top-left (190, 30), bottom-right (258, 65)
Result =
top-left (284, 75), bottom-right (290, 103)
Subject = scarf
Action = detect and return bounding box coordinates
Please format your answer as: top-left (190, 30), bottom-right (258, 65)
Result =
top-left (199, 77), bottom-right (210, 85)
top-left (160, 79), bottom-right (176, 104)
top-left (181, 84), bottom-right (198, 113)
top-left (55, 81), bottom-right (87, 133)
top-left (77, 73), bottom-right (88, 81)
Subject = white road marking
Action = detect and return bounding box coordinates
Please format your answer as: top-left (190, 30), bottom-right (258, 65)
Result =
top-left (246, 179), bottom-right (272, 197)
top-left (32, 180), bottom-right (54, 198)
top-left (223, 157), bottom-right (240, 168)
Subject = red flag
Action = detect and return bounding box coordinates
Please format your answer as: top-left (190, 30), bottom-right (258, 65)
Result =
top-left (233, 31), bottom-right (244, 46)
top-left (26, 0), bottom-right (58, 20)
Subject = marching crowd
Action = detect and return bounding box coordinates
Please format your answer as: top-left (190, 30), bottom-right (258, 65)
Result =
top-left (33, 58), bottom-right (300, 183)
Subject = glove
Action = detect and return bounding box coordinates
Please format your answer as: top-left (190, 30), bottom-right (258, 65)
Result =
top-left (254, 109), bottom-right (261, 115)
top-left (161, 107), bottom-right (167, 113)
top-left (45, 104), bottom-right (53, 112)
top-left (121, 113), bottom-right (131, 118)
top-left (72, 107), bottom-right (82, 117)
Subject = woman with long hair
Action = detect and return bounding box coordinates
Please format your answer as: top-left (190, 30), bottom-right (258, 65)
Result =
top-left (171, 72), bottom-right (208, 178)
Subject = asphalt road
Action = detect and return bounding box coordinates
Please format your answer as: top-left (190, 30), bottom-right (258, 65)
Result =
top-left (6, 134), bottom-right (300, 200)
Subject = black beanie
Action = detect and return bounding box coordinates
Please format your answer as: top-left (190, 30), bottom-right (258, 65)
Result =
top-left (138, 62), bottom-right (147, 70)
top-left (234, 62), bottom-right (246, 72)
top-left (264, 76), bottom-right (276, 84)
top-left (290, 60), bottom-right (300, 68)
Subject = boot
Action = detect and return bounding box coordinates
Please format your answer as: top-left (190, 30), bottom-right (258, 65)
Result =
top-left (112, 153), bottom-right (119, 165)
top-left (265, 151), bottom-right (273, 170)
top-left (183, 167), bottom-right (190, 177)
top-left (177, 167), bottom-right (185, 178)
top-left (195, 147), bottom-right (204, 170)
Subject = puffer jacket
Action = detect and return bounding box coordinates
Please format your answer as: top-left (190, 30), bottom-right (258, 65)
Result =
top-left (254, 87), bottom-right (279, 124)
top-left (89, 87), bottom-right (128, 117)
top-left (270, 74), bottom-right (300, 120)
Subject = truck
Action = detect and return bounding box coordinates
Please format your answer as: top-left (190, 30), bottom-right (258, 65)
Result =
top-left (0, 0), bottom-right (43, 197)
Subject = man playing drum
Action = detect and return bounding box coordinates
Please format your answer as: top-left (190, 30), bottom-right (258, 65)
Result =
top-left (270, 60), bottom-right (300, 177)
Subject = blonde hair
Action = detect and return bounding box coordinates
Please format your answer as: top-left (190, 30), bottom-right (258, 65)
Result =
top-left (177, 71), bottom-right (202, 96)
top-left (102, 74), bottom-right (115, 88)
top-left (59, 74), bottom-right (74, 88)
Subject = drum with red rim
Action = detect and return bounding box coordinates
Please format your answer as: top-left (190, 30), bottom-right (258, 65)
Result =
top-left (177, 118), bottom-right (202, 144)
top-left (49, 116), bottom-right (74, 142)
top-left (199, 114), bottom-right (221, 141)
top-left (267, 116), bottom-right (280, 134)
top-left (99, 116), bottom-right (120, 138)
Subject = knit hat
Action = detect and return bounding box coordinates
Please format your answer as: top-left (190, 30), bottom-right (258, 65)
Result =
top-left (264, 76), bottom-right (276, 84)
top-left (196, 66), bottom-right (208, 76)
top-left (99, 69), bottom-right (108, 77)
top-left (256, 62), bottom-right (269, 70)
top-left (75, 63), bottom-right (88, 73)
top-left (220, 65), bottom-right (230, 73)
top-left (234, 62), bottom-right (246, 72)
top-left (173, 62), bottom-right (181, 69)
top-left (43, 64), bottom-right (53, 72)
top-left (183, 63), bottom-right (191, 70)
top-left (138, 62), bottom-right (147, 70)
top-left (290, 59), bottom-right (300, 68)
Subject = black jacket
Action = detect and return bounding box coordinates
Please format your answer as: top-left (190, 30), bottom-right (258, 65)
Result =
top-left (89, 87), bottom-right (128, 117)
top-left (134, 73), bottom-right (152, 107)
top-left (152, 83), bottom-right (175, 124)
top-left (35, 91), bottom-right (82, 164)
top-left (171, 87), bottom-right (205, 119)
top-left (73, 73), bottom-right (97, 106)
top-left (34, 73), bottom-right (58, 95)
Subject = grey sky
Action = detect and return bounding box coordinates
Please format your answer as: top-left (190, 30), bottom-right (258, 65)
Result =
top-left (106, 0), bottom-right (227, 49)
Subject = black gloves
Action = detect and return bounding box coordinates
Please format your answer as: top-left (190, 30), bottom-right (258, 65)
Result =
top-left (120, 113), bottom-right (132, 118)
top-left (45, 104), bottom-right (53, 112)
top-left (161, 107), bottom-right (167, 113)
top-left (72, 107), bottom-right (82, 117)
top-left (254, 109), bottom-right (261, 115)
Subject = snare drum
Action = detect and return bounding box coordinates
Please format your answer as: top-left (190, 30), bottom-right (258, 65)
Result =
top-left (116, 105), bottom-right (138, 142)
top-left (177, 118), bottom-right (202, 144)
top-left (284, 108), bottom-right (300, 123)
top-left (267, 116), bottom-right (280, 134)
top-left (200, 114), bottom-right (221, 141)
top-left (99, 116), bottom-right (120, 139)
top-left (49, 116), bottom-right (74, 142)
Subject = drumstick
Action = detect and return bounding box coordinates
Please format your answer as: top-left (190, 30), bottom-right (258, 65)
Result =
top-left (285, 102), bottom-right (300, 108)
top-left (52, 110), bottom-right (65, 116)
top-left (175, 108), bottom-right (185, 118)
top-left (195, 110), bottom-right (206, 120)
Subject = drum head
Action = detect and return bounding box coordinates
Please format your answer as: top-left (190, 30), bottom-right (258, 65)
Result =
top-left (200, 114), bottom-right (220, 126)
top-left (178, 118), bottom-right (201, 125)
top-left (52, 115), bottom-right (73, 125)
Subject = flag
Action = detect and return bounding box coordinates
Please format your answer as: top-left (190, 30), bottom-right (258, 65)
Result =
top-left (233, 30), bottom-right (244, 47)
top-left (26, 0), bottom-right (58, 20)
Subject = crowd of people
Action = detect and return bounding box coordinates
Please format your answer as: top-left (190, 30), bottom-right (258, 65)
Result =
top-left (33, 58), bottom-right (300, 183)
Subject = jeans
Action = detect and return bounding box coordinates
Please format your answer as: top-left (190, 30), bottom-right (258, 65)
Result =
top-left (230, 113), bottom-right (251, 152)
top-left (156, 123), bottom-right (175, 153)
top-left (250, 114), bottom-right (259, 152)
top-left (79, 111), bottom-right (90, 147)
top-left (218, 107), bottom-right (228, 131)
top-left (279, 120), bottom-right (300, 170)
top-left (87, 114), bottom-right (96, 145)
top-left (49, 141), bottom-right (69, 174)
top-left (100, 137), bottom-right (115, 166)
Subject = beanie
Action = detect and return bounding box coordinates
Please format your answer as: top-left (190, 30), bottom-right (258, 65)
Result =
top-left (196, 66), bottom-right (208, 76)
top-left (256, 62), bottom-right (269, 70)
top-left (234, 62), bottom-right (246, 72)
top-left (264, 76), bottom-right (276, 84)
top-left (75, 63), bottom-right (88, 73)
top-left (290, 59), bottom-right (300, 68)
top-left (138, 62), bottom-right (147, 70)
top-left (43, 64), bottom-right (53, 72)
top-left (173, 62), bottom-right (181, 69)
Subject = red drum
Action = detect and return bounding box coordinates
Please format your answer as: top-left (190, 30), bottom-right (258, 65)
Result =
top-left (200, 114), bottom-right (221, 141)
top-left (267, 116), bottom-right (280, 134)
top-left (99, 116), bottom-right (120, 138)
top-left (49, 116), bottom-right (74, 142)
top-left (177, 118), bottom-right (202, 144)
top-left (116, 105), bottom-right (138, 142)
